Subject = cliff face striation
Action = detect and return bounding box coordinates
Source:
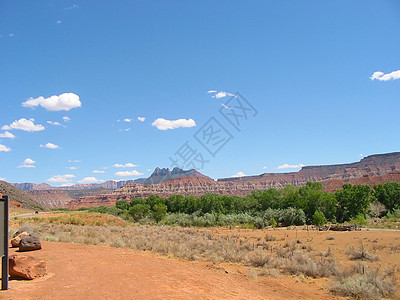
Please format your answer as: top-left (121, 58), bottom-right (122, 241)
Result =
top-left (66, 152), bottom-right (400, 208)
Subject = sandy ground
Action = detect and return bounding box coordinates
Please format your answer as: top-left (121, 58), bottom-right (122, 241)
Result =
top-left (0, 241), bottom-right (337, 300)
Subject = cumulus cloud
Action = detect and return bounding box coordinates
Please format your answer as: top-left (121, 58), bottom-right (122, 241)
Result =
top-left (2, 118), bottom-right (44, 132)
top-left (137, 117), bottom-right (146, 122)
top-left (22, 93), bottom-right (81, 111)
top-left (56, 20), bottom-right (62, 24)
top-left (0, 131), bottom-right (15, 138)
top-left (152, 118), bottom-right (196, 130)
top-left (23, 158), bottom-right (35, 164)
top-left (232, 171), bottom-right (246, 178)
top-left (93, 170), bottom-right (105, 174)
top-left (66, 167), bottom-right (77, 170)
top-left (370, 70), bottom-right (400, 81)
top-left (0, 144), bottom-right (11, 152)
top-left (277, 163), bottom-right (305, 169)
top-left (40, 142), bottom-right (61, 149)
top-left (63, 116), bottom-right (71, 122)
top-left (115, 170), bottom-right (143, 177)
top-left (119, 128), bottom-right (131, 132)
top-left (113, 163), bottom-right (137, 168)
top-left (263, 166), bottom-right (268, 169)
top-left (68, 160), bottom-right (80, 163)
top-left (123, 118), bottom-right (132, 122)
top-left (47, 174), bottom-right (75, 183)
top-left (78, 177), bottom-right (103, 184)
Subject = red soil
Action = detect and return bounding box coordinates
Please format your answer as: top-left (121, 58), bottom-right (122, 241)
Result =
top-left (1, 241), bottom-right (336, 300)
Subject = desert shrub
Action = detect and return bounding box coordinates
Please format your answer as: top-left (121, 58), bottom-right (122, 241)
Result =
top-left (282, 251), bottom-right (338, 278)
top-left (346, 241), bottom-right (378, 262)
top-left (269, 217), bottom-right (277, 228)
top-left (247, 249), bottom-right (271, 267)
top-left (349, 214), bottom-right (367, 226)
top-left (331, 264), bottom-right (396, 300)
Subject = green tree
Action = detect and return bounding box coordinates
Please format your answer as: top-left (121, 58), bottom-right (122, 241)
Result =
top-left (312, 210), bottom-right (326, 226)
top-left (335, 184), bottom-right (372, 223)
top-left (373, 182), bottom-right (400, 212)
top-left (115, 200), bottom-right (129, 211)
top-left (128, 204), bottom-right (150, 221)
top-left (152, 203), bottom-right (167, 222)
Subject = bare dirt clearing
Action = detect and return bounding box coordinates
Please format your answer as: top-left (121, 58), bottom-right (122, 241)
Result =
top-left (1, 241), bottom-right (335, 300)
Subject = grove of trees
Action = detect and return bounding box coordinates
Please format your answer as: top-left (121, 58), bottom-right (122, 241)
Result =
top-left (108, 181), bottom-right (400, 227)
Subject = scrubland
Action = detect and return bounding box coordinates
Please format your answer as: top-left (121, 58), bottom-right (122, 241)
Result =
top-left (10, 211), bottom-right (400, 299)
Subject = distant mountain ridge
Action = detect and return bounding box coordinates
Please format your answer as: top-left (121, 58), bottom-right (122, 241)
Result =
top-left (143, 167), bottom-right (212, 185)
top-left (66, 152), bottom-right (400, 208)
top-left (11, 179), bottom-right (141, 191)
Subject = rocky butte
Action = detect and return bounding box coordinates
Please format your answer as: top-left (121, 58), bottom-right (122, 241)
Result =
top-left (65, 152), bottom-right (400, 209)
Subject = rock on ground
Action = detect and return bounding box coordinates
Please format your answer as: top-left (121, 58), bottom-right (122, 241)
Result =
top-left (9, 254), bottom-right (47, 280)
top-left (19, 234), bottom-right (42, 252)
top-left (11, 232), bottom-right (30, 247)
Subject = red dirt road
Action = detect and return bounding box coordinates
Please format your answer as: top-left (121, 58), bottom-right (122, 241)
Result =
top-left (0, 241), bottom-right (337, 300)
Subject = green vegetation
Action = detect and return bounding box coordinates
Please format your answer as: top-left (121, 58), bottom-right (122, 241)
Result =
top-left (106, 181), bottom-right (400, 227)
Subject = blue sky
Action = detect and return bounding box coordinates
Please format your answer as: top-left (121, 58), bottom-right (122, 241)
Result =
top-left (0, 1), bottom-right (399, 185)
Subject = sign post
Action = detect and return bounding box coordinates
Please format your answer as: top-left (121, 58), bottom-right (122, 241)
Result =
top-left (0, 195), bottom-right (8, 290)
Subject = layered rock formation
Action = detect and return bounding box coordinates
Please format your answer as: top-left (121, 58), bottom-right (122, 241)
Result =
top-left (66, 152), bottom-right (400, 208)
top-left (27, 190), bottom-right (73, 209)
top-left (143, 167), bottom-right (212, 185)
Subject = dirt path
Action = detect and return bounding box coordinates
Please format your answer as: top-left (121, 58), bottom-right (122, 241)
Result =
top-left (1, 242), bottom-right (336, 300)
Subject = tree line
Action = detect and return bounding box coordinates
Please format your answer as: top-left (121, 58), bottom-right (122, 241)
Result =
top-left (109, 181), bottom-right (400, 227)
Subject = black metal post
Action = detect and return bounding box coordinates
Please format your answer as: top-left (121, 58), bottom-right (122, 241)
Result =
top-left (1, 195), bottom-right (8, 290)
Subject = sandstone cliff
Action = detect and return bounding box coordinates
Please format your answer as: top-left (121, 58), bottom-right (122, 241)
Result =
top-left (66, 152), bottom-right (400, 208)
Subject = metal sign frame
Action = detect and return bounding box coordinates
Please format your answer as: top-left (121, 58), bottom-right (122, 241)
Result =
top-left (0, 195), bottom-right (8, 290)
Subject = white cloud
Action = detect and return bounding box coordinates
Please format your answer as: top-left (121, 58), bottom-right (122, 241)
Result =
top-left (2, 118), bottom-right (44, 132)
top-left (78, 177), bottom-right (103, 184)
top-left (0, 131), bottom-right (15, 138)
top-left (40, 142), bottom-right (61, 149)
top-left (0, 177), bottom-right (5, 181)
top-left (63, 116), bottom-right (71, 122)
top-left (115, 170), bottom-right (144, 177)
top-left (68, 160), bottom-right (80, 163)
top-left (47, 174), bottom-right (75, 183)
top-left (66, 166), bottom-right (77, 170)
top-left (359, 153), bottom-right (364, 157)
top-left (232, 171), bottom-right (246, 178)
top-left (208, 90), bottom-right (235, 99)
top-left (370, 70), bottom-right (400, 81)
top-left (56, 20), bottom-right (62, 24)
top-left (123, 118), bottom-right (132, 122)
top-left (93, 170), bottom-right (105, 174)
top-left (23, 158), bottom-right (35, 164)
top-left (47, 121), bottom-right (63, 126)
top-left (152, 118), bottom-right (196, 130)
top-left (277, 163), bottom-right (305, 169)
top-left (0, 144), bottom-right (11, 152)
top-left (22, 93), bottom-right (81, 111)
top-left (113, 163), bottom-right (137, 168)
top-left (119, 128), bottom-right (131, 132)
top-left (9, 33), bottom-right (14, 37)
top-left (263, 166), bottom-right (268, 169)
top-left (17, 164), bottom-right (35, 168)
top-left (137, 117), bottom-right (146, 122)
